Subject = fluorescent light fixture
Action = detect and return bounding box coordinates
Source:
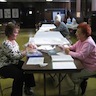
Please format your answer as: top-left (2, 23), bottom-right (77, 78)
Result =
top-left (0, 0), bottom-right (6, 2)
top-left (46, 0), bottom-right (53, 1)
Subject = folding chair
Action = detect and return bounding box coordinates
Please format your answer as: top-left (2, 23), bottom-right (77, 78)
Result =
top-left (0, 76), bottom-right (13, 96)
top-left (74, 74), bottom-right (96, 96)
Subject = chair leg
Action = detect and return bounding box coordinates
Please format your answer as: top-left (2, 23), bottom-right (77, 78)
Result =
top-left (74, 82), bottom-right (81, 96)
top-left (80, 78), bottom-right (88, 95)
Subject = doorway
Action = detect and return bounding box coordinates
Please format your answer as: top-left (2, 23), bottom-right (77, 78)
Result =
top-left (20, 7), bottom-right (35, 28)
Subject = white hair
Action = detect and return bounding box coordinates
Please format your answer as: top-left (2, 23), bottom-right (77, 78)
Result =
top-left (54, 18), bottom-right (61, 23)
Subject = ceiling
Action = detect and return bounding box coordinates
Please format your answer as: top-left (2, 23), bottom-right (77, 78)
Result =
top-left (5, 0), bottom-right (75, 2)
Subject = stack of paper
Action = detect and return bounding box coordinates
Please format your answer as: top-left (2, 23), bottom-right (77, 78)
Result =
top-left (26, 57), bottom-right (48, 67)
top-left (51, 54), bottom-right (74, 62)
top-left (52, 62), bottom-right (76, 69)
top-left (27, 57), bottom-right (44, 65)
top-left (51, 52), bottom-right (76, 69)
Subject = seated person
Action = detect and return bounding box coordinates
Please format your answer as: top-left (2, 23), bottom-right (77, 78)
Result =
top-left (50, 19), bottom-right (70, 38)
top-left (66, 17), bottom-right (77, 25)
top-left (0, 22), bottom-right (36, 96)
top-left (66, 17), bottom-right (72, 24)
top-left (55, 12), bottom-right (61, 22)
top-left (72, 18), bottom-right (77, 25)
top-left (64, 22), bottom-right (96, 95)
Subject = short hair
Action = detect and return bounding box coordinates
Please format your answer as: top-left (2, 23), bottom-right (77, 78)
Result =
top-left (77, 22), bottom-right (91, 37)
top-left (54, 18), bottom-right (61, 23)
top-left (5, 22), bottom-right (19, 37)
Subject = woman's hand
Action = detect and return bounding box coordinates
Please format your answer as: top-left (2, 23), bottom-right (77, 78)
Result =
top-left (58, 44), bottom-right (69, 50)
top-left (26, 43), bottom-right (37, 53)
top-left (64, 48), bottom-right (70, 54)
top-left (27, 43), bottom-right (37, 49)
top-left (21, 50), bottom-right (27, 57)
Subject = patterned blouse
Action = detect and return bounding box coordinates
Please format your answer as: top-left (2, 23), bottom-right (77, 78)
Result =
top-left (0, 39), bottom-right (23, 68)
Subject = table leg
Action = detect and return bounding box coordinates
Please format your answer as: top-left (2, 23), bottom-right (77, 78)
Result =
top-left (44, 73), bottom-right (46, 96)
top-left (56, 74), bottom-right (67, 87)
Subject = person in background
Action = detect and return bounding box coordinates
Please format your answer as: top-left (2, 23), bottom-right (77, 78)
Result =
top-left (0, 22), bottom-right (36, 96)
top-left (50, 19), bottom-right (69, 38)
top-left (64, 22), bottom-right (96, 95)
top-left (71, 17), bottom-right (77, 25)
top-left (55, 12), bottom-right (61, 22)
top-left (66, 17), bottom-right (72, 24)
top-left (64, 10), bottom-right (72, 23)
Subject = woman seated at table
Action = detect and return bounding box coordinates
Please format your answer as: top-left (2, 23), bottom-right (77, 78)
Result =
top-left (0, 22), bottom-right (36, 96)
top-left (63, 22), bottom-right (96, 95)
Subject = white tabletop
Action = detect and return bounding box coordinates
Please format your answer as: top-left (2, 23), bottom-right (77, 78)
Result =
top-left (32, 31), bottom-right (70, 45)
top-left (28, 24), bottom-right (71, 45)
top-left (38, 24), bottom-right (56, 32)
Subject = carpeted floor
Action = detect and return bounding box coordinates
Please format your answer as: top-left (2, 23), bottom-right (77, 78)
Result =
top-left (0, 29), bottom-right (96, 96)
top-left (1, 74), bottom-right (96, 96)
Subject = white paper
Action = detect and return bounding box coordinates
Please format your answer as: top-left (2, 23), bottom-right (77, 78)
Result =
top-left (34, 31), bottom-right (70, 45)
top-left (52, 62), bottom-right (76, 69)
top-left (39, 63), bottom-right (48, 67)
top-left (26, 57), bottom-right (44, 65)
top-left (51, 54), bottom-right (74, 62)
top-left (34, 38), bottom-right (68, 45)
top-left (37, 45), bottom-right (55, 50)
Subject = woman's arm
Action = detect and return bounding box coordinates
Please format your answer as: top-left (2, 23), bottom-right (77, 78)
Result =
top-left (2, 41), bottom-right (24, 60)
top-left (69, 42), bottom-right (93, 60)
